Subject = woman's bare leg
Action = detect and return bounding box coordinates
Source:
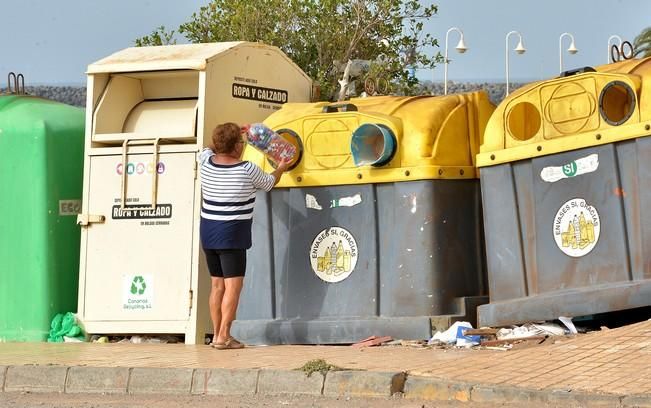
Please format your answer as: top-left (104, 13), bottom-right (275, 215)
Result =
top-left (217, 276), bottom-right (244, 343)
top-left (209, 277), bottom-right (225, 344)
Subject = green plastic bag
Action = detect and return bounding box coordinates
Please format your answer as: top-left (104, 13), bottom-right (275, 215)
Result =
top-left (47, 312), bottom-right (85, 342)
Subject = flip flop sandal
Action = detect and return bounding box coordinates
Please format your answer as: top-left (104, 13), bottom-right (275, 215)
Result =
top-left (208, 337), bottom-right (222, 346)
top-left (212, 337), bottom-right (245, 350)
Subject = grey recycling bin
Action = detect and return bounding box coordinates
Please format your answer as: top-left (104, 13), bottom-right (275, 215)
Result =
top-left (476, 59), bottom-right (651, 327)
top-left (234, 93), bottom-right (495, 344)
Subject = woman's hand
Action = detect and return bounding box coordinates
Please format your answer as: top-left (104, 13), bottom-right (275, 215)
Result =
top-left (277, 158), bottom-right (292, 173)
top-left (271, 158), bottom-right (292, 186)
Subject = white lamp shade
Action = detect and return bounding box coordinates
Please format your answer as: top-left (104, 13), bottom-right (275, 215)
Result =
top-left (568, 41), bottom-right (578, 54)
top-left (515, 40), bottom-right (526, 54)
top-left (455, 37), bottom-right (468, 53)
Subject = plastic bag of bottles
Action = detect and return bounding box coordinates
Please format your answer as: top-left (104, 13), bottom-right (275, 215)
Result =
top-left (244, 123), bottom-right (296, 165)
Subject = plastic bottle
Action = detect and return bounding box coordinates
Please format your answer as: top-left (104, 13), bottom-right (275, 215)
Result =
top-left (244, 123), bottom-right (296, 165)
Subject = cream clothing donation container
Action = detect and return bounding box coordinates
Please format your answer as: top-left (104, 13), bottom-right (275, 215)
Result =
top-left (76, 42), bottom-right (312, 344)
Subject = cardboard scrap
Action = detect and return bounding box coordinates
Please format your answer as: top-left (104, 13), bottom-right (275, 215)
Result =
top-left (352, 335), bottom-right (393, 348)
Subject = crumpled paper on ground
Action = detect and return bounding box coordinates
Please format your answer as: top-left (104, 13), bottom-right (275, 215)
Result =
top-left (496, 322), bottom-right (566, 340)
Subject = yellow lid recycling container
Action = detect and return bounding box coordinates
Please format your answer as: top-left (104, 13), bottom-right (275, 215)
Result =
top-left (476, 58), bottom-right (651, 327)
top-left (245, 92), bottom-right (495, 187)
top-left (235, 92), bottom-right (495, 344)
top-left (478, 58), bottom-right (651, 167)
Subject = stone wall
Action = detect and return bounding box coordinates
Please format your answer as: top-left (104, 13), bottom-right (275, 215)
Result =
top-left (0, 86), bottom-right (86, 107)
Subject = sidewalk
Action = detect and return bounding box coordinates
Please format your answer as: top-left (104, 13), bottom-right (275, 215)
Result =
top-left (1, 320), bottom-right (651, 406)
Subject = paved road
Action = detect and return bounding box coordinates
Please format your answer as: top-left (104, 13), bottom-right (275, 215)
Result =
top-left (0, 392), bottom-right (553, 408)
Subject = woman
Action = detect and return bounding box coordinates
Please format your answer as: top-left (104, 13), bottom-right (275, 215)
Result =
top-left (199, 122), bottom-right (290, 349)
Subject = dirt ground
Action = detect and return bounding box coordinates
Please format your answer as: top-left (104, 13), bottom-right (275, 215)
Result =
top-left (0, 392), bottom-right (560, 408)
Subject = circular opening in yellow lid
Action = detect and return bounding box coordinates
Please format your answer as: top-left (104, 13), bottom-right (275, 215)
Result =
top-left (508, 101), bottom-right (541, 141)
top-left (599, 81), bottom-right (635, 126)
top-left (350, 123), bottom-right (396, 167)
top-left (266, 128), bottom-right (303, 170)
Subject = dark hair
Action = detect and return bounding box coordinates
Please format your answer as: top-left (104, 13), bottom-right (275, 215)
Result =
top-left (212, 122), bottom-right (242, 154)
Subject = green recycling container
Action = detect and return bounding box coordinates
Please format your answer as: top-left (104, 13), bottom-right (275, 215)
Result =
top-left (0, 95), bottom-right (85, 341)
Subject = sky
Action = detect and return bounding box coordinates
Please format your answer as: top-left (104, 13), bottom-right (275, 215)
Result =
top-left (0, 0), bottom-right (649, 85)
top-left (426, 0), bottom-right (650, 82)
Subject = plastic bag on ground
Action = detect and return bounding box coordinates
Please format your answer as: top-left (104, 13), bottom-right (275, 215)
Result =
top-left (428, 321), bottom-right (477, 346)
top-left (496, 322), bottom-right (566, 340)
top-left (47, 312), bottom-right (85, 343)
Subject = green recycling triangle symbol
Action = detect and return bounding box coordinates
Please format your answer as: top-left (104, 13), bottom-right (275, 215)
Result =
top-left (130, 276), bottom-right (147, 295)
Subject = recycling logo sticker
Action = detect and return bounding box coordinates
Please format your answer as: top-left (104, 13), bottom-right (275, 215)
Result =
top-left (309, 227), bottom-right (358, 283)
top-left (540, 154), bottom-right (599, 183)
top-left (123, 274), bottom-right (154, 310)
top-left (553, 198), bottom-right (601, 258)
top-left (130, 276), bottom-right (147, 295)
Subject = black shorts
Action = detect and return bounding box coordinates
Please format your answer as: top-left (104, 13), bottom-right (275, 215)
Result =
top-left (203, 248), bottom-right (247, 278)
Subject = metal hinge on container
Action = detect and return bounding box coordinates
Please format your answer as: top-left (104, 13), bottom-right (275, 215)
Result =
top-left (188, 289), bottom-right (193, 315)
top-left (76, 214), bottom-right (106, 226)
top-left (193, 161), bottom-right (198, 180)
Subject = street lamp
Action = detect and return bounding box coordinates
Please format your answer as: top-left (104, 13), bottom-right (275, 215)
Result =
top-left (443, 27), bottom-right (468, 95)
top-left (559, 32), bottom-right (578, 74)
top-left (607, 35), bottom-right (623, 63)
top-left (505, 31), bottom-right (526, 96)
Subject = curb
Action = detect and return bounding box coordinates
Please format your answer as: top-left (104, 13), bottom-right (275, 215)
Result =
top-left (0, 366), bottom-right (6, 392)
top-left (129, 367), bottom-right (194, 395)
top-left (66, 367), bottom-right (129, 394)
top-left (258, 369), bottom-right (324, 396)
top-left (0, 364), bottom-right (646, 406)
top-left (5, 365), bottom-right (68, 393)
top-left (404, 376), bottom-right (472, 402)
top-left (324, 371), bottom-right (405, 398)
top-left (192, 368), bottom-right (258, 395)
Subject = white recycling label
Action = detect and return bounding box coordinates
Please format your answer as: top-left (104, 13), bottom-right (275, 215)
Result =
top-left (540, 154), bottom-right (599, 183)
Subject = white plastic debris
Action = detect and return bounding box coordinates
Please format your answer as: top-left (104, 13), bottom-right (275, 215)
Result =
top-left (114, 335), bottom-right (178, 344)
top-left (559, 316), bottom-right (578, 334)
top-left (496, 322), bottom-right (567, 340)
top-left (428, 321), bottom-right (478, 346)
top-left (535, 322), bottom-right (566, 336)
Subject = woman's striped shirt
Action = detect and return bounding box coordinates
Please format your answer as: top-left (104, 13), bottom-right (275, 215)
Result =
top-left (199, 148), bottom-right (275, 249)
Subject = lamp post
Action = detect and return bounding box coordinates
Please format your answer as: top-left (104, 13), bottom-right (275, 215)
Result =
top-left (607, 35), bottom-right (623, 63)
top-left (443, 27), bottom-right (468, 95)
top-left (559, 32), bottom-right (578, 74)
top-left (505, 31), bottom-right (526, 96)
